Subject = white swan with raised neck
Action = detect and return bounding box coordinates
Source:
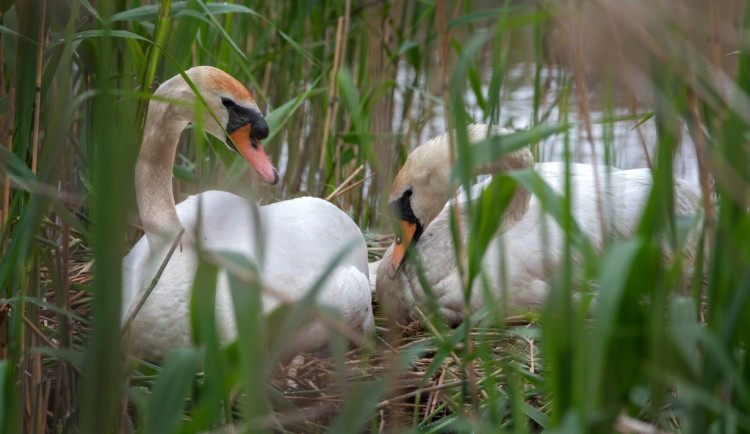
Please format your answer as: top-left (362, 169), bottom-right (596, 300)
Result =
top-left (122, 67), bottom-right (373, 361)
top-left (136, 66), bottom-right (278, 247)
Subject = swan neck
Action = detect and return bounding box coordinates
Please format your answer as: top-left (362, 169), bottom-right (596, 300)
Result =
top-left (475, 148), bottom-right (534, 233)
top-left (136, 98), bottom-right (189, 249)
top-left (475, 147), bottom-right (534, 178)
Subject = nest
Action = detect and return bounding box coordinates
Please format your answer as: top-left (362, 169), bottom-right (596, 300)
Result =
top-left (22, 231), bottom-right (547, 432)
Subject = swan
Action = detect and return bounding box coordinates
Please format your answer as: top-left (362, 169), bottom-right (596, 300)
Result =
top-left (122, 66), bottom-right (373, 361)
top-left (376, 124), bottom-right (703, 325)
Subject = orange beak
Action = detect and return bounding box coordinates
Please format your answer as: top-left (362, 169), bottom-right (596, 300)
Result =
top-left (387, 220), bottom-right (417, 279)
top-left (230, 124), bottom-right (279, 185)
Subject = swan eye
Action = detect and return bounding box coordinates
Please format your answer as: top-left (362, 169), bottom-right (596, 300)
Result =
top-left (221, 97), bottom-right (236, 108)
top-left (396, 237), bottom-right (402, 245)
top-left (404, 189), bottom-right (412, 198)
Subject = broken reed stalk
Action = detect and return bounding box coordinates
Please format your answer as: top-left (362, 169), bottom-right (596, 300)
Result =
top-left (425, 367), bottom-right (447, 421)
top-left (328, 173), bottom-right (374, 203)
top-left (22, 314), bottom-right (59, 351)
top-left (375, 379), bottom-right (463, 410)
top-left (325, 164), bottom-right (365, 201)
top-left (120, 228), bottom-right (185, 336)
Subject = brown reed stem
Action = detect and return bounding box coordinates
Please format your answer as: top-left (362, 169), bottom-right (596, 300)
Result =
top-left (600, 0), bottom-right (653, 169)
top-left (425, 367), bottom-right (447, 420)
top-left (325, 164), bottom-right (364, 201)
top-left (319, 16), bottom-right (345, 173)
top-left (334, 0), bottom-right (352, 189)
top-left (0, 31), bottom-right (7, 258)
top-left (375, 379), bottom-right (463, 409)
top-left (58, 87), bottom-right (75, 421)
top-left (567, 2), bottom-right (608, 245)
top-left (328, 173), bottom-right (373, 203)
top-left (31, 0), bottom-right (46, 175)
top-left (22, 314), bottom-right (58, 352)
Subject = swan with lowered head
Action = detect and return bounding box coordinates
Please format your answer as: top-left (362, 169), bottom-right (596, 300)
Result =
top-left (122, 66), bottom-right (373, 361)
top-left (376, 124), bottom-right (702, 325)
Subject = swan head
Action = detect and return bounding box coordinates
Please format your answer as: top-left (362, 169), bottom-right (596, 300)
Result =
top-left (386, 130), bottom-right (455, 278)
top-left (158, 66), bottom-right (279, 185)
top-left (385, 124), bottom-right (533, 279)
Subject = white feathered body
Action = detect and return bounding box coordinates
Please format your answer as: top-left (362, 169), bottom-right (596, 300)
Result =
top-left (377, 163), bottom-right (702, 325)
top-left (123, 192), bottom-right (373, 361)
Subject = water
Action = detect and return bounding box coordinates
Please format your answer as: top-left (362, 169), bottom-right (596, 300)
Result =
top-left (395, 60), bottom-right (700, 187)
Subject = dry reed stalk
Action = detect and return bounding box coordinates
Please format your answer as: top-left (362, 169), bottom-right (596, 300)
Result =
top-left (400, 82), bottom-right (417, 150)
top-left (436, 0), bottom-right (453, 151)
top-left (375, 379), bottom-right (463, 410)
top-left (565, 1), bottom-right (608, 244)
top-left (414, 70), bottom-right (433, 144)
top-left (689, 96), bottom-right (715, 222)
top-left (57, 72), bottom-right (75, 421)
top-left (435, 0), bottom-right (462, 306)
top-left (0, 30), bottom-right (3, 216)
top-left (706, 0), bottom-right (725, 96)
top-left (325, 164), bottom-right (364, 201)
top-left (0, 305), bottom-right (6, 360)
top-left (333, 0), bottom-right (352, 189)
top-left (0, 26), bottom-right (6, 366)
top-left (31, 0), bottom-right (46, 175)
top-left (599, 0), bottom-right (653, 169)
top-left (22, 314), bottom-right (58, 350)
top-left (260, 9), bottom-right (274, 100)
top-left (42, 376), bottom-right (51, 431)
top-left (528, 337), bottom-right (536, 373)
top-left (425, 367), bottom-right (447, 420)
top-left (318, 16), bottom-right (345, 172)
top-left (1, 46), bottom-right (11, 259)
top-left (362, 3), bottom-right (397, 220)
top-left (21, 308), bottom-right (43, 433)
top-left (616, 413), bottom-right (667, 434)
top-left (21, 215), bottom-right (44, 434)
top-left (679, 5), bottom-right (716, 239)
top-left (330, 173), bottom-right (373, 204)
top-left (413, 305), bottom-right (475, 412)
top-left (33, 355), bottom-right (43, 434)
top-left (288, 102), bottom-right (308, 193)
